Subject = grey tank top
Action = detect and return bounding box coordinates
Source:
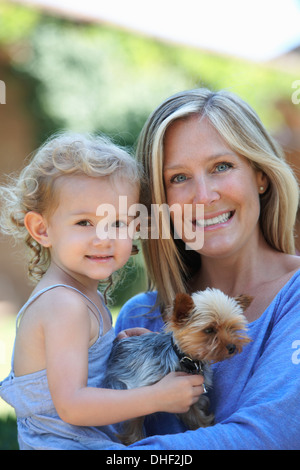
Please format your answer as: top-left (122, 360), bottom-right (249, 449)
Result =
top-left (0, 284), bottom-right (125, 450)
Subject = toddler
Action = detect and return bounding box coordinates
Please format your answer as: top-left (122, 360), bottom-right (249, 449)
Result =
top-left (0, 133), bottom-right (203, 450)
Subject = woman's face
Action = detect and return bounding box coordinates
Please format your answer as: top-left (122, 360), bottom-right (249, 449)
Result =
top-left (163, 115), bottom-right (267, 259)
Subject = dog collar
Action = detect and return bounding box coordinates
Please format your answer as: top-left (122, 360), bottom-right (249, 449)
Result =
top-left (171, 337), bottom-right (204, 375)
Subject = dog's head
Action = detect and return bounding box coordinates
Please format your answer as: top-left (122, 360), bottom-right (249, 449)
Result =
top-left (166, 288), bottom-right (252, 363)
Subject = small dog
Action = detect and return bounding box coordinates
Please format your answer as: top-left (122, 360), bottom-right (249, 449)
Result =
top-left (105, 288), bottom-right (252, 445)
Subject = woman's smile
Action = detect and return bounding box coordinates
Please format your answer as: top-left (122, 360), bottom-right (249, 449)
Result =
top-left (163, 116), bottom-right (266, 257)
top-left (194, 210), bottom-right (235, 230)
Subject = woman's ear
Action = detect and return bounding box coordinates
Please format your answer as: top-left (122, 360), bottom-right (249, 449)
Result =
top-left (24, 211), bottom-right (52, 248)
top-left (256, 171), bottom-right (269, 194)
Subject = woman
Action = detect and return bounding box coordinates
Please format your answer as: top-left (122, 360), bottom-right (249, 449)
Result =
top-left (115, 89), bottom-right (300, 449)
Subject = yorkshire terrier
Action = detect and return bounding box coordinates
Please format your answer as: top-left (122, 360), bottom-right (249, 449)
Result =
top-left (105, 288), bottom-right (252, 445)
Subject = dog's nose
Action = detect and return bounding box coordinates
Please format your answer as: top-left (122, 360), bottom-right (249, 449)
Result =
top-left (226, 344), bottom-right (236, 354)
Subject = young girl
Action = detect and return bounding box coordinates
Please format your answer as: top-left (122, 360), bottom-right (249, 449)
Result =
top-left (0, 133), bottom-right (203, 450)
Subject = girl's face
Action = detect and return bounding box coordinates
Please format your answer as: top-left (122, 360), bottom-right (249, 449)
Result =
top-left (163, 116), bottom-right (267, 260)
top-left (44, 174), bottom-right (139, 287)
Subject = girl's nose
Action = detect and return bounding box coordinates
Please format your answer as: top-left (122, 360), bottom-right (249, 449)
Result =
top-left (93, 236), bottom-right (111, 246)
top-left (93, 226), bottom-right (113, 246)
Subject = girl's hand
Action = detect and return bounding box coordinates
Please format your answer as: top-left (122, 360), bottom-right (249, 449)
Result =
top-left (153, 371), bottom-right (205, 414)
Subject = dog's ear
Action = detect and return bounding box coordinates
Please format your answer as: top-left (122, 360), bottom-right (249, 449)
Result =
top-left (172, 293), bottom-right (195, 325)
top-left (234, 294), bottom-right (253, 311)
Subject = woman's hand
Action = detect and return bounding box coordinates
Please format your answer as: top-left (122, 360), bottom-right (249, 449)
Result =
top-left (116, 327), bottom-right (153, 340)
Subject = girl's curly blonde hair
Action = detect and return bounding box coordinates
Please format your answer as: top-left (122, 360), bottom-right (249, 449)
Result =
top-left (0, 132), bottom-right (141, 283)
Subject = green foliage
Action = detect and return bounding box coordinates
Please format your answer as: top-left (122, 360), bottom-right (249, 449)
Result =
top-left (0, 2), bottom-right (40, 44)
top-left (2, 2), bottom-right (298, 144)
top-left (106, 250), bottom-right (148, 307)
top-left (13, 19), bottom-right (189, 146)
top-left (0, 414), bottom-right (18, 450)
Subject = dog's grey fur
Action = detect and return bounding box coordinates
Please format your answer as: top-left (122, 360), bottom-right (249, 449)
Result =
top-left (104, 288), bottom-right (251, 444)
top-left (104, 331), bottom-right (213, 444)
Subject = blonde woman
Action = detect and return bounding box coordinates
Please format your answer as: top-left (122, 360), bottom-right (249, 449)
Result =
top-left (115, 89), bottom-right (300, 450)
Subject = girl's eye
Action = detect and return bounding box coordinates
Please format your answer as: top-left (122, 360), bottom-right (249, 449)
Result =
top-left (215, 162), bottom-right (233, 173)
top-left (76, 220), bottom-right (92, 227)
top-left (112, 220), bottom-right (127, 229)
top-left (170, 174), bottom-right (187, 184)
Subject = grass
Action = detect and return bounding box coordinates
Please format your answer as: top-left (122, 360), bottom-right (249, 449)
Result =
top-left (0, 306), bottom-right (120, 450)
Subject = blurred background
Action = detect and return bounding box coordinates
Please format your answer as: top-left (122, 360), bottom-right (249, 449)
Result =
top-left (0, 0), bottom-right (299, 449)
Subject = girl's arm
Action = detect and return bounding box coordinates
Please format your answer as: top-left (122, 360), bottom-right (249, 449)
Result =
top-left (44, 291), bottom-right (204, 427)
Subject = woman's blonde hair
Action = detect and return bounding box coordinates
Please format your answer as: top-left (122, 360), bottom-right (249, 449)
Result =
top-left (137, 88), bottom-right (299, 313)
top-left (0, 132), bottom-right (141, 282)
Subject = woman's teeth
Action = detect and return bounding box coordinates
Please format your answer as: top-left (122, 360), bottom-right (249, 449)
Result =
top-left (195, 211), bottom-right (232, 228)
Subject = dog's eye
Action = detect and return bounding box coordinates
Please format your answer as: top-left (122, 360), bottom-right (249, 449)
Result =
top-left (203, 327), bottom-right (215, 334)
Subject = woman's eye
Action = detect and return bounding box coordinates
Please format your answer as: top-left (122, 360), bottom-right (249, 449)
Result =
top-left (171, 174), bottom-right (187, 183)
top-left (215, 162), bottom-right (233, 173)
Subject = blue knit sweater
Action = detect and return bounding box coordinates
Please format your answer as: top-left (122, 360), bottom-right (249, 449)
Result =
top-left (113, 270), bottom-right (300, 450)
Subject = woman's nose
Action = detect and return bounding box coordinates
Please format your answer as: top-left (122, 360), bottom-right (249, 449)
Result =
top-left (193, 176), bottom-right (220, 205)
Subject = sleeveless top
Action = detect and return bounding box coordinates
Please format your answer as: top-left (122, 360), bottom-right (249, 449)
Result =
top-left (0, 284), bottom-right (125, 450)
